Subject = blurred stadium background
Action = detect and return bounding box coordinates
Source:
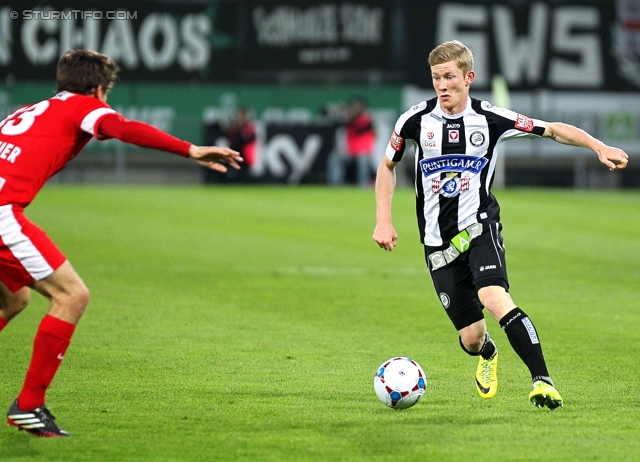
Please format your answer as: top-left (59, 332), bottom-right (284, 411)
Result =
top-left (1, 0), bottom-right (639, 188)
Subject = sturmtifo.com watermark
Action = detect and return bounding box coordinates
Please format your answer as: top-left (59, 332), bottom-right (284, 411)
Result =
top-left (9, 10), bottom-right (138, 20)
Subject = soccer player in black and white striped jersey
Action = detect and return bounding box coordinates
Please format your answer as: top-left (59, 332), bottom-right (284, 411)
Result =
top-left (373, 40), bottom-right (628, 409)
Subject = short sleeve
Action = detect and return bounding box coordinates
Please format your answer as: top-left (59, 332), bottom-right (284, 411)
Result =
top-left (385, 101), bottom-right (426, 162)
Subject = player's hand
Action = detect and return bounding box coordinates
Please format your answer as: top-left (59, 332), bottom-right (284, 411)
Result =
top-left (188, 145), bottom-right (243, 172)
top-left (597, 146), bottom-right (629, 171)
top-left (373, 223), bottom-right (398, 251)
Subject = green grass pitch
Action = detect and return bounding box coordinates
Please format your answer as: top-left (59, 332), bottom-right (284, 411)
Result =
top-left (0, 185), bottom-right (639, 461)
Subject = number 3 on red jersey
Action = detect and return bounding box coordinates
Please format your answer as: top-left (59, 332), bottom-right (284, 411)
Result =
top-left (0, 101), bottom-right (50, 136)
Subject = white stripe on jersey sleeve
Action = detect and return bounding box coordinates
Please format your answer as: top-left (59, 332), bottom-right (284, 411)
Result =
top-left (0, 205), bottom-right (54, 280)
top-left (80, 108), bottom-right (116, 136)
top-left (500, 121), bottom-right (546, 141)
top-left (385, 101), bottom-right (426, 161)
top-left (481, 103), bottom-right (546, 141)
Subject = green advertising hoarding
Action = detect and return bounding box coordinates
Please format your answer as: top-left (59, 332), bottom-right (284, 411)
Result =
top-left (0, 82), bottom-right (402, 148)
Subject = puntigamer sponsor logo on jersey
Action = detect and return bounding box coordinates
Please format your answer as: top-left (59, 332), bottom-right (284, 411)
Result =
top-left (419, 154), bottom-right (488, 177)
top-left (421, 155), bottom-right (487, 198)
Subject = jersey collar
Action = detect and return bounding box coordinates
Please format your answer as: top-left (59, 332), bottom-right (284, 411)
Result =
top-left (434, 96), bottom-right (473, 120)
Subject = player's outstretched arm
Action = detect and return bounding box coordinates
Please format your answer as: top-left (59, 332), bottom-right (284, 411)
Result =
top-left (188, 145), bottom-right (243, 172)
top-left (543, 122), bottom-right (629, 171)
top-left (373, 157), bottom-right (399, 251)
top-left (97, 113), bottom-right (242, 172)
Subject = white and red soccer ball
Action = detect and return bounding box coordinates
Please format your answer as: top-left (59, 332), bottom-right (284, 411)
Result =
top-left (373, 357), bottom-right (427, 409)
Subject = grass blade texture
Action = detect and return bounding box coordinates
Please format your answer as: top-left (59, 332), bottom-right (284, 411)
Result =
top-left (0, 185), bottom-right (638, 461)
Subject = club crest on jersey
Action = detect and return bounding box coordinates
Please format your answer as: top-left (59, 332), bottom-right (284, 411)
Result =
top-left (432, 173), bottom-right (470, 198)
top-left (469, 131), bottom-right (485, 147)
top-left (515, 114), bottom-right (534, 132)
top-left (419, 154), bottom-right (488, 178)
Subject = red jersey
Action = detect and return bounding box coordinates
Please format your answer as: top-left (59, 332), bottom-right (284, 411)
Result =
top-left (0, 91), bottom-right (115, 208)
top-left (0, 91), bottom-right (192, 292)
top-left (0, 91), bottom-right (192, 208)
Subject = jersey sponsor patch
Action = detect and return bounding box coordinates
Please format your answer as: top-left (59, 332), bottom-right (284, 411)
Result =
top-left (423, 131), bottom-right (437, 148)
top-left (419, 154), bottom-right (488, 178)
top-left (515, 114), bottom-right (534, 132)
top-left (390, 131), bottom-right (404, 151)
top-left (432, 175), bottom-right (470, 198)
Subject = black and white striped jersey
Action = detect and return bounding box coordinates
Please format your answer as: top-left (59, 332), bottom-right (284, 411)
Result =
top-left (386, 96), bottom-right (546, 247)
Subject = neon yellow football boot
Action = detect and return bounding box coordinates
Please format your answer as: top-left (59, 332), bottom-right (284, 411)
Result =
top-left (529, 380), bottom-right (563, 410)
top-left (475, 352), bottom-right (498, 399)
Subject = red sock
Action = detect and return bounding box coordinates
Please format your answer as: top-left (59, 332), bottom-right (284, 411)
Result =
top-left (0, 317), bottom-right (7, 332)
top-left (17, 315), bottom-right (76, 410)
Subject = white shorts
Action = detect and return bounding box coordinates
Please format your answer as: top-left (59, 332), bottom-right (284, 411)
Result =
top-left (0, 204), bottom-right (66, 292)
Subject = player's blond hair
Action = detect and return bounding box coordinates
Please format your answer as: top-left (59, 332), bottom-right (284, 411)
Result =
top-left (428, 40), bottom-right (474, 75)
top-left (56, 49), bottom-right (120, 95)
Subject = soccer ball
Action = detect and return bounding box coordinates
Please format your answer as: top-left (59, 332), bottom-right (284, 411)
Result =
top-left (373, 357), bottom-right (426, 409)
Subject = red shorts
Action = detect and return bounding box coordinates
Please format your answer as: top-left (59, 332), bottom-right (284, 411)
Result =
top-left (0, 204), bottom-right (66, 293)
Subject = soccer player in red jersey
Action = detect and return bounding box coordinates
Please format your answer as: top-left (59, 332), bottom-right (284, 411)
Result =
top-left (0, 49), bottom-right (242, 437)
